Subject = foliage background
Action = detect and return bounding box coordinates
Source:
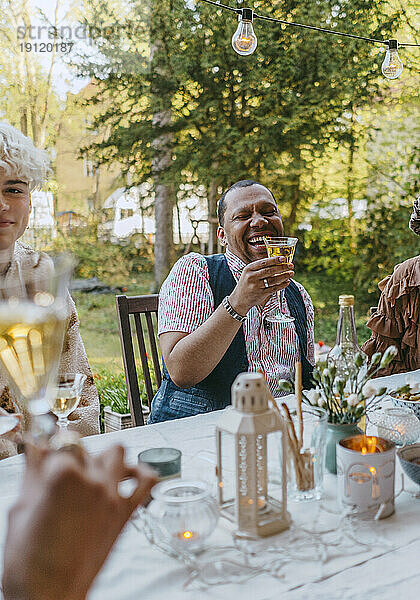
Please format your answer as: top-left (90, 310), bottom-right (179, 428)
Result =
top-left (0, 0), bottom-right (418, 417)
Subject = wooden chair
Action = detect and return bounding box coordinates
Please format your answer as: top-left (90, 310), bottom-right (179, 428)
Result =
top-left (115, 294), bottom-right (162, 426)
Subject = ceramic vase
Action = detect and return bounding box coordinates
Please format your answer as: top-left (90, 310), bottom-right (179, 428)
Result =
top-left (325, 422), bottom-right (362, 474)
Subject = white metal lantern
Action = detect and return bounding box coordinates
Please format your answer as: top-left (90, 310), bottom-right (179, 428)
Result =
top-left (216, 372), bottom-right (291, 537)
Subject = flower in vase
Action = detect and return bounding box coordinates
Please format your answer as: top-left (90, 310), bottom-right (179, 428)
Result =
top-left (305, 388), bottom-right (321, 405)
top-left (347, 393), bottom-right (359, 407)
top-left (298, 345), bottom-right (405, 424)
top-left (380, 346), bottom-right (398, 368)
top-left (406, 376), bottom-right (420, 394)
top-left (361, 382), bottom-right (377, 398)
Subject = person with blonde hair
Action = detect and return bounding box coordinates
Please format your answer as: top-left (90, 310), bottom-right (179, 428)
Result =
top-left (0, 122), bottom-right (100, 458)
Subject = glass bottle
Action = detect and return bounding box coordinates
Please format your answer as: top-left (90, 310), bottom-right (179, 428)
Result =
top-left (327, 295), bottom-right (364, 380)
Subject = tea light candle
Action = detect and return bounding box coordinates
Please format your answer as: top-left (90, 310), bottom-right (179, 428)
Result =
top-left (147, 479), bottom-right (219, 554)
top-left (176, 530), bottom-right (199, 542)
top-left (138, 447), bottom-right (181, 480)
top-left (336, 435), bottom-right (396, 520)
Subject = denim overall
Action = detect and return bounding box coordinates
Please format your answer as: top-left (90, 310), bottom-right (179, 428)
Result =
top-left (149, 254), bottom-right (313, 423)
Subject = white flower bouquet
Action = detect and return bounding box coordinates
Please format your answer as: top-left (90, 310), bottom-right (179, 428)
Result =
top-left (278, 346), bottom-right (410, 425)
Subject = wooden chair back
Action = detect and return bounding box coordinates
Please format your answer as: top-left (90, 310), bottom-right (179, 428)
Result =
top-left (115, 294), bottom-right (161, 426)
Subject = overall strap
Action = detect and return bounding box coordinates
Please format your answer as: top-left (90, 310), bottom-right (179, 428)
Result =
top-left (203, 254), bottom-right (249, 380)
top-left (284, 281), bottom-right (314, 389)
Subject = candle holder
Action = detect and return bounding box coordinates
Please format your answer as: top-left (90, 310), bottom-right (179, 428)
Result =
top-left (138, 447), bottom-right (181, 481)
top-left (374, 407), bottom-right (420, 446)
top-left (337, 435), bottom-right (396, 520)
top-left (216, 372), bottom-right (291, 538)
top-left (147, 479), bottom-right (219, 553)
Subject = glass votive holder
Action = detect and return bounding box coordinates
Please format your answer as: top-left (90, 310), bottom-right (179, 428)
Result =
top-left (376, 407), bottom-right (420, 446)
top-left (337, 435), bottom-right (395, 520)
top-left (138, 448), bottom-right (181, 481)
top-left (279, 408), bottom-right (327, 501)
top-left (147, 479), bottom-right (219, 553)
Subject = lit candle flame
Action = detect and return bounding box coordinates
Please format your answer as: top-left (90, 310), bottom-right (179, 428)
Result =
top-left (183, 531), bottom-right (193, 539)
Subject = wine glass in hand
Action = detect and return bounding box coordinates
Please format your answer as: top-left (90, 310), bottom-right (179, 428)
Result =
top-left (49, 373), bottom-right (86, 430)
top-left (263, 237), bottom-right (297, 323)
top-left (0, 254), bottom-right (74, 431)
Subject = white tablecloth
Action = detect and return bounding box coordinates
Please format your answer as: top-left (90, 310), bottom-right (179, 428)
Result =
top-left (0, 370), bottom-right (419, 600)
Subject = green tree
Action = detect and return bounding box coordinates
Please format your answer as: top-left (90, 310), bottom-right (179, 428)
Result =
top-left (0, 0), bottom-right (63, 147)
top-left (75, 0), bottom-right (404, 287)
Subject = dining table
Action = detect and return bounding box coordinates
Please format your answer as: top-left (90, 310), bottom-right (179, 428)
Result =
top-left (0, 369), bottom-right (419, 600)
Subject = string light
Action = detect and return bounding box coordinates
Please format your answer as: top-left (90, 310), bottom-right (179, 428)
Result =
top-left (381, 39), bottom-right (404, 79)
top-left (232, 8), bottom-right (257, 56)
top-left (194, 0), bottom-right (419, 79)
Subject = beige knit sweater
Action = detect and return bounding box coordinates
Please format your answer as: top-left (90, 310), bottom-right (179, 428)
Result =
top-left (0, 242), bottom-right (100, 458)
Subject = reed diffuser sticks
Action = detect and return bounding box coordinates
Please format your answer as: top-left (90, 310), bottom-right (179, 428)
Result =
top-left (281, 363), bottom-right (314, 491)
top-left (259, 365), bottom-right (315, 491)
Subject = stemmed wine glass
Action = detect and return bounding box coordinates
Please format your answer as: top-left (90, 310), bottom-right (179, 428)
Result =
top-left (263, 237), bottom-right (298, 324)
top-left (49, 373), bottom-right (86, 429)
top-left (0, 254), bottom-right (75, 437)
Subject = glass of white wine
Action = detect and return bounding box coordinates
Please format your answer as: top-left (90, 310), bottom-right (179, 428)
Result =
top-left (0, 254), bottom-right (75, 432)
top-left (263, 237), bottom-right (298, 324)
top-left (50, 373), bottom-right (86, 429)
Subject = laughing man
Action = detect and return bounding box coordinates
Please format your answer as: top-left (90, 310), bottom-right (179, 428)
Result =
top-left (149, 180), bottom-right (314, 423)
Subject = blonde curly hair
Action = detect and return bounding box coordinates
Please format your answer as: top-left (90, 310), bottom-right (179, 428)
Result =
top-left (0, 122), bottom-right (51, 191)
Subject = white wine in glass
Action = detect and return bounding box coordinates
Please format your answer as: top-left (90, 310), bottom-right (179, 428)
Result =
top-left (0, 255), bottom-right (74, 424)
top-left (263, 237), bottom-right (298, 323)
top-left (0, 303), bottom-right (67, 416)
top-left (49, 373), bottom-right (86, 429)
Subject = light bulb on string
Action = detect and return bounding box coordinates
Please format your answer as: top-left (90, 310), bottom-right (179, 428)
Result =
top-left (232, 8), bottom-right (257, 56)
top-left (381, 39), bottom-right (403, 79)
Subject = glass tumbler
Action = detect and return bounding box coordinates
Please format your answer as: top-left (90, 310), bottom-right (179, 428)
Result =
top-left (147, 479), bottom-right (219, 553)
top-left (279, 407), bottom-right (327, 501)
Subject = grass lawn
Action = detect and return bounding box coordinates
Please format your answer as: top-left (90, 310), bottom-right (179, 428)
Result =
top-left (74, 272), bottom-right (155, 375)
top-left (75, 270), bottom-right (374, 376)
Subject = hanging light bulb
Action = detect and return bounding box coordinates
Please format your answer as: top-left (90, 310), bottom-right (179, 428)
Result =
top-left (381, 39), bottom-right (403, 79)
top-left (232, 8), bottom-right (257, 56)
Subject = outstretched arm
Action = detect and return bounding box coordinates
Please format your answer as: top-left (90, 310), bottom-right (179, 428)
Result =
top-left (2, 444), bottom-right (157, 600)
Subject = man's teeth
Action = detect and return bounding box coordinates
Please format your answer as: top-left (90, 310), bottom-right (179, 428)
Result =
top-left (248, 236), bottom-right (266, 246)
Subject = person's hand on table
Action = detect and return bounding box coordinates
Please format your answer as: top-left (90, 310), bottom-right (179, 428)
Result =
top-left (2, 443), bottom-right (157, 600)
top-left (229, 255), bottom-right (295, 316)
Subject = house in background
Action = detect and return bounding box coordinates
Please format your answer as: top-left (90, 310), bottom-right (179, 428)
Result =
top-left (54, 83), bottom-right (216, 250)
top-left (55, 82), bottom-right (121, 215)
top-left (56, 211), bottom-right (87, 234)
top-left (300, 198), bottom-right (368, 231)
top-left (99, 186), bottom-right (149, 243)
top-left (21, 190), bottom-right (56, 247)
top-left (99, 184), bottom-right (212, 250)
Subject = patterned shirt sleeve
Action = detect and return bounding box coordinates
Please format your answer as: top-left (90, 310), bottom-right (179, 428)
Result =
top-left (158, 253), bottom-right (214, 335)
